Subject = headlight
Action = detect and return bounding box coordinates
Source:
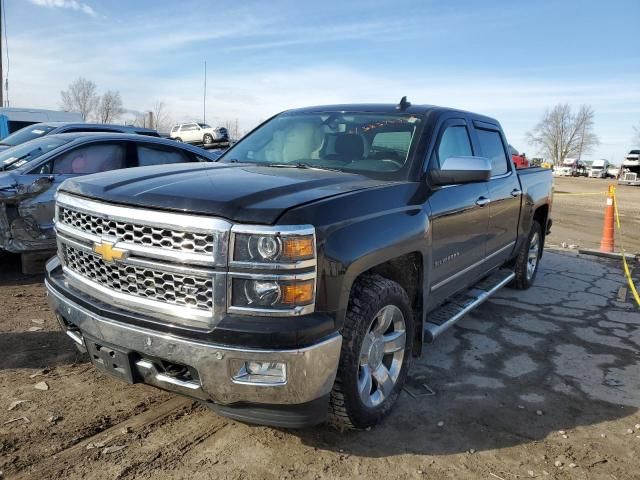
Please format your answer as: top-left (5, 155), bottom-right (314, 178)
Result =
top-left (229, 225), bottom-right (316, 316)
top-left (231, 277), bottom-right (315, 309)
top-left (233, 232), bottom-right (314, 264)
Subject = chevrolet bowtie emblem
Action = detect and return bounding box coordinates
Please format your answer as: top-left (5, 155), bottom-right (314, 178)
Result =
top-left (93, 240), bottom-right (128, 262)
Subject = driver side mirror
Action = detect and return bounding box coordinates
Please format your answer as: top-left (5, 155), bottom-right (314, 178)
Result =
top-left (430, 156), bottom-right (492, 186)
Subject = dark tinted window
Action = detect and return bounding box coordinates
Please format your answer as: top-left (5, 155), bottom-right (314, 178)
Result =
top-left (137, 144), bottom-right (191, 166)
top-left (437, 125), bottom-right (472, 165)
top-left (476, 129), bottom-right (509, 176)
top-left (50, 143), bottom-right (126, 174)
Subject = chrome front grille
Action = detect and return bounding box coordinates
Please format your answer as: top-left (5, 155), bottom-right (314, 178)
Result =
top-left (623, 172), bottom-right (637, 182)
top-left (59, 206), bottom-right (215, 254)
top-left (62, 243), bottom-right (214, 310)
top-left (54, 192), bottom-right (232, 328)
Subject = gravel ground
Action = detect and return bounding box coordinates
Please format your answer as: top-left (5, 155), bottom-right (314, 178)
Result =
top-left (548, 176), bottom-right (640, 253)
top-left (1, 248), bottom-right (639, 479)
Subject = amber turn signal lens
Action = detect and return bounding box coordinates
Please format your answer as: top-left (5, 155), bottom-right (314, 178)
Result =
top-left (281, 281), bottom-right (314, 305)
top-left (282, 236), bottom-right (314, 260)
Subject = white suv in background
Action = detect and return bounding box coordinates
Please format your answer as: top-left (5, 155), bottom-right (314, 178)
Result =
top-left (170, 122), bottom-right (229, 146)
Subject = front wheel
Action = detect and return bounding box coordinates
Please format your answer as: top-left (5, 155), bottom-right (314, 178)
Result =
top-left (203, 134), bottom-right (213, 145)
top-left (329, 275), bottom-right (414, 429)
top-left (511, 220), bottom-right (543, 289)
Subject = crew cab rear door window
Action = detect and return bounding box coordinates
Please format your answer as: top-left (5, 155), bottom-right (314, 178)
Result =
top-left (136, 143), bottom-right (191, 166)
top-left (475, 128), bottom-right (509, 176)
top-left (436, 123), bottom-right (473, 166)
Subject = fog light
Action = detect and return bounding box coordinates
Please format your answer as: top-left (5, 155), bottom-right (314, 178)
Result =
top-left (231, 360), bottom-right (287, 385)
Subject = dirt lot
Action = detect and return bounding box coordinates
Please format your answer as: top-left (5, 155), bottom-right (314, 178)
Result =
top-left (548, 176), bottom-right (640, 253)
top-left (1, 184), bottom-right (640, 479)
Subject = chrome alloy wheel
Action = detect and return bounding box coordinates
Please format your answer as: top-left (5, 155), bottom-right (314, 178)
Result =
top-left (527, 231), bottom-right (540, 281)
top-left (357, 305), bottom-right (406, 408)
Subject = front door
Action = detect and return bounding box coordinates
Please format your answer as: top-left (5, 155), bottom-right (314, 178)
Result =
top-left (427, 118), bottom-right (490, 306)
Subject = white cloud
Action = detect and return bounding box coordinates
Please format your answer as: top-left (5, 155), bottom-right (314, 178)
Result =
top-left (28, 0), bottom-right (97, 18)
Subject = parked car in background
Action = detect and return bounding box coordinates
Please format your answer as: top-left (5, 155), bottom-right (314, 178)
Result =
top-left (46, 101), bottom-right (553, 429)
top-left (0, 133), bottom-right (218, 262)
top-left (509, 145), bottom-right (530, 169)
top-left (0, 122), bottom-right (159, 152)
top-left (170, 122), bottom-right (229, 147)
top-left (619, 149), bottom-right (640, 186)
top-left (0, 108), bottom-right (82, 138)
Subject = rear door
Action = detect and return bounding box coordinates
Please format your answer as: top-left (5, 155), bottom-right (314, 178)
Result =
top-left (427, 117), bottom-right (490, 304)
top-left (472, 121), bottom-right (521, 268)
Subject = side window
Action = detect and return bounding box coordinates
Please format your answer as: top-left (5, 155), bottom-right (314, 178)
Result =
top-left (476, 129), bottom-right (509, 176)
top-left (437, 125), bottom-right (472, 165)
top-left (50, 143), bottom-right (126, 174)
top-left (183, 123), bottom-right (198, 131)
top-left (137, 144), bottom-right (191, 166)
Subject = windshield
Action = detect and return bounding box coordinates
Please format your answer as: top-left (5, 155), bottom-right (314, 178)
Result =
top-left (218, 112), bottom-right (423, 179)
top-left (0, 137), bottom-right (71, 171)
top-left (0, 124), bottom-right (57, 146)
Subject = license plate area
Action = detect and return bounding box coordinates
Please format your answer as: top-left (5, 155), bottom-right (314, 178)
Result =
top-left (84, 335), bottom-right (136, 384)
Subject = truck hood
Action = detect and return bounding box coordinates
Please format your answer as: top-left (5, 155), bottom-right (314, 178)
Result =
top-left (59, 163), bottom-right (389, 224)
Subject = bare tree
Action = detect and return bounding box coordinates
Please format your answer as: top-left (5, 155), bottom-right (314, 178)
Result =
top-left (526, 104), bottom-right (599, 165)
top-left (96, 90), bottom-right (125, 124)
top-left (132, 101), bottom-right (172, 132)
top-left (60, 77), bottom-right (99, 121)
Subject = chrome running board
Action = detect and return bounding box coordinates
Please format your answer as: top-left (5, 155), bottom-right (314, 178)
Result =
top-left (424, 269), bottom-right (515, 342)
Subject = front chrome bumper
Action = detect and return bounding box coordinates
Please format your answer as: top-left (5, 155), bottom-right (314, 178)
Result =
top-left (46, 277), bottom-right (342, 406)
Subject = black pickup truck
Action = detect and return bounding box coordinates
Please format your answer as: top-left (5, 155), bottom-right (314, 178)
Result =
top-left (45, 100), bottom-right (553, 429)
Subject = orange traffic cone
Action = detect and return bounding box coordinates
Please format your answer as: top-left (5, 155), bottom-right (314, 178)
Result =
top-left (599, 185), bottom-right (615, 253)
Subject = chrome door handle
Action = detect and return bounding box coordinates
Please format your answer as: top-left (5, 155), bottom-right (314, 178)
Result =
top-left (511, 189), bottom-right (522, 197)
top-left (475, 197), bottom-right (490, 207)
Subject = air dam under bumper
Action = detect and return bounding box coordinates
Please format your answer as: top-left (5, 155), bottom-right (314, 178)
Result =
top-left (45, 270), bottom-right (342, 428)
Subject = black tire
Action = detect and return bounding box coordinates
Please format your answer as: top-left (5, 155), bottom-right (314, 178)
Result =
top-left (328, 274), bottom-right (414, 430)
top-left (511, 220), bottom-right (543, 289)
top-left (174, 137), bottom-right (183, 142)
top-left (203, 134), bottom-right (213, 145)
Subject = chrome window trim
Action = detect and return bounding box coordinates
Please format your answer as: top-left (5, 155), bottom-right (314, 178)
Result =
top-left (227, 270), bottom-right (316, 317)
top-left (431, 241), bottom-right (516, 291)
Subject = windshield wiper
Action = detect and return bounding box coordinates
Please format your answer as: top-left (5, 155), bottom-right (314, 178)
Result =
top-left (266, 162), bottom-right (343, 173)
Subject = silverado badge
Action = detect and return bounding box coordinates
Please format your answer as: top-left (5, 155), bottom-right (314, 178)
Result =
top-left (93, 240), bottom-right (128, 263)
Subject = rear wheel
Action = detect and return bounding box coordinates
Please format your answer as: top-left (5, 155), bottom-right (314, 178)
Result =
top-left (329, 275), bottom-right (414, 429)
top-left (174, 137), bottom-right (183, 142)
top-left (511, 220), bottom-right (543, 289)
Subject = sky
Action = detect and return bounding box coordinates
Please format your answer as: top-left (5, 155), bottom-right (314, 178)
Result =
top-left (4, 0), bottom-right (640, 162)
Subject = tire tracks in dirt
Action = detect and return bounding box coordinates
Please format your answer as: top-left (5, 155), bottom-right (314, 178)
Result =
top-left (11, 396), bottom-right (193, 480)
